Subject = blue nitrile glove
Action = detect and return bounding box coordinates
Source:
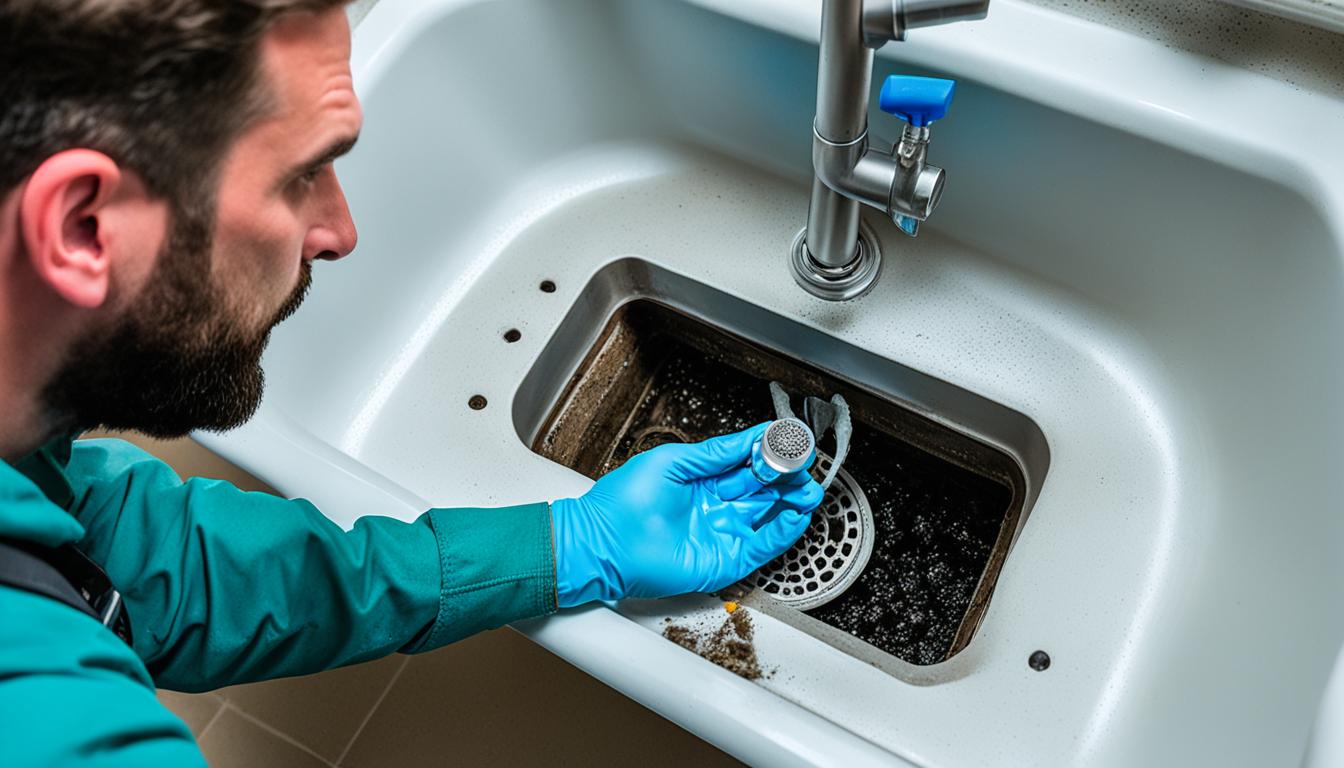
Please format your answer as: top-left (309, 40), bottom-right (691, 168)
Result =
top-left (551, 423), bottom-right (824, 608)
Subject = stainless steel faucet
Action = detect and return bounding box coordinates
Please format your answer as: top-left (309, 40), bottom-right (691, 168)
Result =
top-left (791, 0), bottom-right (990, 301)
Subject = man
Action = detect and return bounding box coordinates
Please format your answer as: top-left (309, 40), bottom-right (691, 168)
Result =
top-left (0, 2), bottom-right (824, 764)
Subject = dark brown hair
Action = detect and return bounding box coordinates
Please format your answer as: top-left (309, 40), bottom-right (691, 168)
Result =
top-left (0, 0), bottom-right (347, 208)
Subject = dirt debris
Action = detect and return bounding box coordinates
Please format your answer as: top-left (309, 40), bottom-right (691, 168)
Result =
top-left (662, 624), bottom-right (699, 653)
top-left (662, 607), bottom-right (763, 680)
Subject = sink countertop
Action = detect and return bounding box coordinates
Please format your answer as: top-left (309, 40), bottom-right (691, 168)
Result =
top-left (198, 1), bottom-right (1344, 765)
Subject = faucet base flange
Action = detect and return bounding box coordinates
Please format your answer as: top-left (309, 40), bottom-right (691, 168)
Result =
top-left (791, 221), bottom-right (883, 301)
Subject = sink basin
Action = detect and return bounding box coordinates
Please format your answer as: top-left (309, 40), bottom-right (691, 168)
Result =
top-left (198, 0), bottom-right (1344, 765)
top-left (516, 260), bottom-right (1041, 671)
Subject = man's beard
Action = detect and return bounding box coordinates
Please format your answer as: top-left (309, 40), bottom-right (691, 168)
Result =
top-left (40, 206), bottom-right (312, 439)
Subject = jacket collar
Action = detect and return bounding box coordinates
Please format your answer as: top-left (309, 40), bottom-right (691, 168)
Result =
top-left (0, 433), bottom-right (85, 547)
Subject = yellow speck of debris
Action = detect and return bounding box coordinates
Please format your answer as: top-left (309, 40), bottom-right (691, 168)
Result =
top-left (724, 601), bottom-right (739, 614)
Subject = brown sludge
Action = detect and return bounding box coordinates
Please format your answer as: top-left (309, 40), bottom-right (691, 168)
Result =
top-left (662, 624), bottom-right (698, 652)
top-left (662, 609), bottom-right (763, 680)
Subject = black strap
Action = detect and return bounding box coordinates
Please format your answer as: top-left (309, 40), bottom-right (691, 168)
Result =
top-left (0, 538), bottom-right (133, 646)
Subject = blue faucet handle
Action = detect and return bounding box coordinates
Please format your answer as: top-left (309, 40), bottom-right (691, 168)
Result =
top-left (878, 75), bottom-right (957, 127)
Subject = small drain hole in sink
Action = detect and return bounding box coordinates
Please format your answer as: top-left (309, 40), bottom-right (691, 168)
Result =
top-left (531, 300), bottom-right (1024, 665)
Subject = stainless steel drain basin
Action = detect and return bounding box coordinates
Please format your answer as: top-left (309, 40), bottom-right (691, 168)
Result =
top-left (524, 287), bottom-right (1034, 665)
top-left (745, 453), bottom-right (874, 610)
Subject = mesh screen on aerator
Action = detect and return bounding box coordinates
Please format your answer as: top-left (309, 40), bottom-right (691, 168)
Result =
top-left (764, 418), bottom-right (813, 468)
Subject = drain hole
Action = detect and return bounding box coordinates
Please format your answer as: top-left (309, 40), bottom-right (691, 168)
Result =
top-left (1029, 650), bottom-right (1051, 671)
top-left (504, 328), bottom-right (521, 343)
top-left (468, 395), bottom-right (488, 410)
top-left (539, 280), bottom-right (557, 293)
top-left (630, 426), bottom-right (691, 454)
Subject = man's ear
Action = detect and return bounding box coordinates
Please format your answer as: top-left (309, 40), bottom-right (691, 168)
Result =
top-left (18, 149), bottom-right (124, 309)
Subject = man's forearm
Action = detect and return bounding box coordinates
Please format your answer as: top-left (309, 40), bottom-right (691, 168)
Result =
top-left (66, 438), bottom-right (556, 690)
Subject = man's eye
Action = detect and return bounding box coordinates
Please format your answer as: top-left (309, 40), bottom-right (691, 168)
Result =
top-left (298, 166), bottom-right (322, 185)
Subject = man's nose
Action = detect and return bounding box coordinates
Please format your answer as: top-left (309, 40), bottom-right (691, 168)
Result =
top-left (303, 170), bottom-right (358, 262)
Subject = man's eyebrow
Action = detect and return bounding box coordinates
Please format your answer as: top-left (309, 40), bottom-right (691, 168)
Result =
top-left (287, 133), bottom-right (359, 180)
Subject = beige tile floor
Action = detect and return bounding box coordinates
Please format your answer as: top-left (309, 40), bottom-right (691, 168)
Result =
top-left (93, 431), bottom-right (742, 767)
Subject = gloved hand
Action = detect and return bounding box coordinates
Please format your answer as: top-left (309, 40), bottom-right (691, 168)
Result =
top-left (551, 423), bottom-right (824, 608)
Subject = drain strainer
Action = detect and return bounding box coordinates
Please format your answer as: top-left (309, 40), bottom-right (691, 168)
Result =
top-left (745, 453), bottom-right (873, 610)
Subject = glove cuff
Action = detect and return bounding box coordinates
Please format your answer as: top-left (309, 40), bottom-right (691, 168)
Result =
top-left (550, 497), bottom-right (624, 608)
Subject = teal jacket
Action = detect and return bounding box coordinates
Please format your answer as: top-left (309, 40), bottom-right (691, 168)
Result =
top-left (0, 435), bottom-right (558, 766)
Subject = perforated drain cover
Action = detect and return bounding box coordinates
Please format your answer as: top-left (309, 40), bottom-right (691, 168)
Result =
top-left (745, 453), bottom-right (874, 610)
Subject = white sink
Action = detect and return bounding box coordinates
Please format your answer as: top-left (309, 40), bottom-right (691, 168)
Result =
top-left (198, 0), bottom-right (1344, 765)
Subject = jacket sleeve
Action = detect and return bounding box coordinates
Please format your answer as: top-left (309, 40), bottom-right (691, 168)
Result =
top-left (64, 437), bottom-right (558, 692)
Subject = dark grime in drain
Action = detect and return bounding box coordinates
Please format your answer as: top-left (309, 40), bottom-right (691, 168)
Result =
top-left (534, 300), bottom-right (1019, 665)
